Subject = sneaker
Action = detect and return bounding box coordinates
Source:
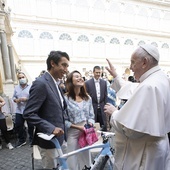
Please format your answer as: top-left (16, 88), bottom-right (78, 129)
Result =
top-left (0, 144), bottom-right (2, 149)
top-left (6, 143), bottom-right (14, 150)
top-left (15, 141), bottom-right (26, 148)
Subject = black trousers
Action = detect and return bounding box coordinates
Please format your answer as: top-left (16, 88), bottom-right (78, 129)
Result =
top-left (96, 108), bottom-right (107, 131)
top-left (15, 114), bottom-right (34, 143)
top-left (0, 118), bottom-right (10, 144)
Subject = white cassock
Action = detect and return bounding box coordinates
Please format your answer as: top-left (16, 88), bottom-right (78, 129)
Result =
top-left (110, 66), bottom-right (170, 170)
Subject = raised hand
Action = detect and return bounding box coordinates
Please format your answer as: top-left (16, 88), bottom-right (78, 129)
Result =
top-left (105, 59), bottom-right (118, 78)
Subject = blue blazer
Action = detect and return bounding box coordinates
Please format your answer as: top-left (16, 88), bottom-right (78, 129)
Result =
top-left (23, 72), bottom-right (67, 149)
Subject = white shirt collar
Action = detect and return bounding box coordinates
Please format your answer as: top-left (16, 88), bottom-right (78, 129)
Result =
top-left (47, 72), bottom-right (60, 85)
top-left (94, 78), bottom-right (100, 83)
top-left (139, 66), bottom-right (161, 83)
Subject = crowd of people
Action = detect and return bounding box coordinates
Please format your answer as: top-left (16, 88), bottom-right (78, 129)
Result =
top-left (0, 44), bottom-right (170, 170)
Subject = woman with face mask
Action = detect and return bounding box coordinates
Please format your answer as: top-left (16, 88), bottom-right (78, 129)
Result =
top-left (13, 72), bottom-right (34, 148)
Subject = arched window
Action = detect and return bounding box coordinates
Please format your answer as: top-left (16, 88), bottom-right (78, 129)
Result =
top-left (18, 30), bottom-right (33, 38)
top-left (124, 4), bottom-right (135, 15)
top-left (40, 32), bottom-right (53, 39)
top-left (151, 42), bottom-right (158, 47)
top-left (162, 43), bottom-right (169, 49)
top-left (39, 31), bottom-right (54, 55)
top-left (106, 2), bottom-right (120, 25)
top-left (163, 11), bottom-right (170, 20)
top-left (138, 41), bottom-right (145, 46)
top-left (76, 0), bottom-right (88, 7)
top-left (75, 0), bottom-right (89, 21)
top-left (110, 38), bottom-right (120, 44)
top-left (59, 33), bottom-right (72, 40)
top-left (75, 34), bottom-right (89, 57)
top-left (151, 10), bottom-right (160, 19)
top-left (124, 39), bottom-right (133, 45)
top-left (55, 0), bottom-right (71, 5)
top-left (136, 7), bottom-right (148, 29)
top-left (149, 10), bottom-right (160, 31)
top-left (17, 30), bottom-right (34, 55)
top-left (122, 4), bottom-right (135, 28)
top-left (162, 12), bottom-right (170, 32)
top-left (93, 0), bottom-right (104, 10)
top-left (138, 7), bottom-right (148, 17)
top-left (94, 36), bottom-right (105, 43)
top-left (77, 35), bottom-right (89, 42)
top-left (108, 3), bottom-right (120, 13)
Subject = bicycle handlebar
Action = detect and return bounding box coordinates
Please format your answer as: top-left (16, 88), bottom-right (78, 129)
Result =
top-left (37, 133), bottom-right (55, 140)
top-left (37, 130), bottom-right (115, 143)
top-left (97, 130), bottom-right (115, 136)
top-left (37, 131), bottom-right (115, 141)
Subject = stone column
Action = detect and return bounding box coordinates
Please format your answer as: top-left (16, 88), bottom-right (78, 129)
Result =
top-left (0, 30), bottom-right (13, 83)
top-left (8, 44), bottom-right (17, 82)
top-left (0, 71), bottom-right (3, 94)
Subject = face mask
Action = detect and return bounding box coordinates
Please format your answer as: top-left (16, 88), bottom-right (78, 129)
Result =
top-left (19, 78), bottom-right (27, 85)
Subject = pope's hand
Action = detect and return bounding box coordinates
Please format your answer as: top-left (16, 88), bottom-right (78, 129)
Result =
top-left (105, 58), bottom-right (118, 78)
top-left (104, 103), bottom-right (117, 115)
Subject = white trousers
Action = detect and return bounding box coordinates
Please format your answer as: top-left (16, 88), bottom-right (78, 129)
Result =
top-left (38, 146), bottom-right (59, 169)
top-left (38, 141), bottom-right (67, 169)
top-left (67, 121), bottom-right (91, 170)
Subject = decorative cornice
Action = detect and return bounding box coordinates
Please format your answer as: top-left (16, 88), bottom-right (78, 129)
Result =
top-left (125, 0), bottom-right (170, 7)
top-left (12, 15), bottom-right (170, 38)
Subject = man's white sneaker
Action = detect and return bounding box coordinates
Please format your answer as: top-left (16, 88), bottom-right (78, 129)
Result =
top-left (6, 143), bottom-right (14, 150)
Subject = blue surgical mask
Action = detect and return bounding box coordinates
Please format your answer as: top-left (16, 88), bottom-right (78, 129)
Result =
top-left (19, 78), bottom-right (27, 85)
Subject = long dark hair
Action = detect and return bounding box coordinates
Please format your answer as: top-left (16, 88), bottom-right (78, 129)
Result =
top-left (65, 70), bottom-right (89, 101)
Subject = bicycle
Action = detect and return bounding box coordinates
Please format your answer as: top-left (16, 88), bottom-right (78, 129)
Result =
top-left (37, 130), bottom-right (115, 170)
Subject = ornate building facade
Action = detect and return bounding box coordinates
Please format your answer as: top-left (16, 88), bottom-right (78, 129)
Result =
top-left (3, 0), bottom-right (170, 88)
top-left (0, 0), bottom-right (18, 97)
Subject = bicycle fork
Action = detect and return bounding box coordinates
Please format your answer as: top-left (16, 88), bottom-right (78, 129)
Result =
top-left (90, 146), bottom-right (115, 170)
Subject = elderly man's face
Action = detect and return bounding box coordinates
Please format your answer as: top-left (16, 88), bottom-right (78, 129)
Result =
top-left (130, 53), bottom-right (145, 81)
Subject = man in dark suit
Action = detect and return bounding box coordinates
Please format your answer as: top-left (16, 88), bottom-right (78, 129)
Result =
top-left (23, 51), bottom-right (69, 169)
top-left (85, 66), bottom-right (107, 131)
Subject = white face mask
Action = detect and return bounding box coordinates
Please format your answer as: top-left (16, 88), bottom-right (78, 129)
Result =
top-left (19, 78), bottom-right (27, 85)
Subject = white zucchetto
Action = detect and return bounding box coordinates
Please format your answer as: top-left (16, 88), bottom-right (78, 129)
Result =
top-left (140, 44), bottom-right (160, 62)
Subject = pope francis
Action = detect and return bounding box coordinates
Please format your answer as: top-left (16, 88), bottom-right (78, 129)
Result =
top-left (104, 44), bottom-right (170, 170)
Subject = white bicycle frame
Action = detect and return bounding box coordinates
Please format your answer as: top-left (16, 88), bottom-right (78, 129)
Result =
top-left (37, 131), bottom-right (115, 170)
